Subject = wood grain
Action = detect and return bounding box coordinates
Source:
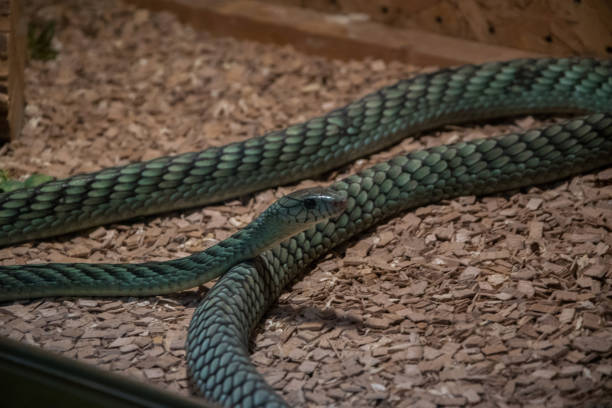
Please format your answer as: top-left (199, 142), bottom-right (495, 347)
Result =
top-left (0, 0), bottom-right (25, 141)
top-left (255, 0), bottom-right (612, 57)
top-left (124, 0), bottom-right (542, 66)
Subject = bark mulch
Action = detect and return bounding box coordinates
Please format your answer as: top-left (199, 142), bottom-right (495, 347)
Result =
top-left (1, 1), bottom-right (611, 407)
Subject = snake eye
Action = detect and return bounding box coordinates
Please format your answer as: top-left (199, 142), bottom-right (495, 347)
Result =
top-left (303, 198), bottom-right (316, 210)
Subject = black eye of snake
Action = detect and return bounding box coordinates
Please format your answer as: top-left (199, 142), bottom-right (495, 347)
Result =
top-left (303, 198), bottom-right (316, 209)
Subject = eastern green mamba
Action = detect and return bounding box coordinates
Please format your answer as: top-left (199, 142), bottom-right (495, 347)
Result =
top-left (1, 58), bottom-right (611, 407)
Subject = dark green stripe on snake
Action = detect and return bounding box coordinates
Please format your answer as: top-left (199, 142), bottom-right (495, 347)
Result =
top-left (2, 58), bottom-right (611, 246)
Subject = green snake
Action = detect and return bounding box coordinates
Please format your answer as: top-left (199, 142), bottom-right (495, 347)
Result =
top-left (0, 187), bottom-right (345, 300)
top-left (1, 58), bottom-right (612, 407)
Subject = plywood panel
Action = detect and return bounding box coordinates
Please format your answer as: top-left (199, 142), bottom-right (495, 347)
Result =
top-left (255, 0), bottom-right (612, 57)
top-left (0, 0), bottom-right (25, 140)
top-left (125, 0), bottom-right (542, 68)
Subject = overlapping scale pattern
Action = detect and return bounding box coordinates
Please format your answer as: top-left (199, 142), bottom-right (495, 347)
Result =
top-left (2, 58), bottom-right (611, 246)
top-left (1, 58), bottom-right (612, 407)
top-left (0, 215), bottom-right (280, 301)
top-left (187, 113), bottom-right (612, 407)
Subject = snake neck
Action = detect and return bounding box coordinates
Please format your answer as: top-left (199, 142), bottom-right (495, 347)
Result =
top-left (0, 205), bottom-right (302, 301)
top-left (185, 214), bottom-right (276, 282)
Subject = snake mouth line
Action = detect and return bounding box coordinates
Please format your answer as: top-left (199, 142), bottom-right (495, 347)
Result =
top-left (330, 199), bottom-right (348, 219)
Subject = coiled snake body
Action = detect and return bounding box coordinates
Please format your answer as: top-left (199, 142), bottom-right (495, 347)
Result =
top-left (1, 58), bottom-right (611, 407)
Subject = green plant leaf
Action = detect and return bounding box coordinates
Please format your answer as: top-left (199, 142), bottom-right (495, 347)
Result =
top-left (24, 173), bottom-right (54, 188)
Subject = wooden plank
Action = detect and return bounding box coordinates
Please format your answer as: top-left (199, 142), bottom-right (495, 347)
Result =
top-left (0, 0), bottom-right (25, 141)
top-left (124, 0), bottom-right (542, 66)
top-left (254, 0), bottom-right (612, 57)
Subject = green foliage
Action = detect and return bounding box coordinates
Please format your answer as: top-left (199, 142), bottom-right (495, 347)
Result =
top-left (24, 173), bottom-right (54, 187)
top-left (28, 20), bottom-right (58, 61)
top-left (0, 170), bottom-right (54, 192)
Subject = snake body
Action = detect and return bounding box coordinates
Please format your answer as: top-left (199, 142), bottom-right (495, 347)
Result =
top-left (186, 112), bottom-right (612, 407)
top-left (0, 188), bottom-right (345, 300)
top-left (1, 58), bottom-right (612, 407)
top-left (2, 58), bottom-right (611, 247)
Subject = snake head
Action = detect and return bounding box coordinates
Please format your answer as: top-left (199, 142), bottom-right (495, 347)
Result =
top-left (252, 187), bottom-right (347, 251)
top-left (276, 187), bottom-right (347, 225)
top-left (232, 187), bottom-right (348, 257)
